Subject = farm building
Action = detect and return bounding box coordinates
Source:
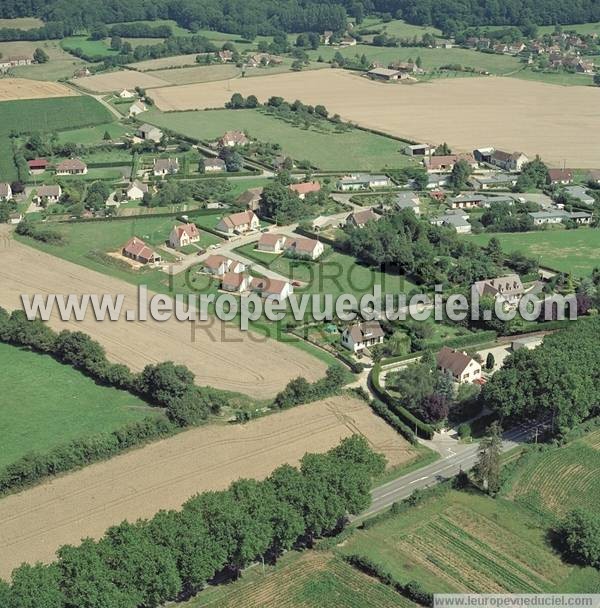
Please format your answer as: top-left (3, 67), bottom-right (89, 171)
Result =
top-left (153, 158), bottom-right (179, 177)
top-left (405, 143), bottom-right (432, 156)
top-left (215, 210), bottom-right (259, 235)
top-left (0, 55), bottom-right (31, 71)
top-left (121, 237), bottom-right (161, 265)
top-left (236, 187), bottom-right (263, 211)
top-left (55, 159), bottom-right (87, 175)
top-left (564, 186), bottom-right (594, 205)
top-left (424, 154), bottom-right (477, 173)
top-left (470, 173), bottom-right (518, 189)
top-left (126, 180), bottom-right (148, 200)
top-left (366, 68), bottom-right (404, 81)
top-left (341, 321), bottom-right (384, 353)
top-left (346, 208), bottom-right (380, 228)
top-left (129, 101), bottom-right (147, 117)
top-left (337, 174), bottom-right (391, 191)
top-left (289, 181), bottom-right (321, 199)
top-left (169, 223), bottom-right (200, 249)
top-left (489, 150), bottom-right (529, 172)
top-left (28, 158), bottom-right (48, 174)
top-left (436, 347), bottom-right (482, 384)
top-left (137, 124), bottom-right (163, 143)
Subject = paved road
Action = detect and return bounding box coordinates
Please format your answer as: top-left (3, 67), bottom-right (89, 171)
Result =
top-left (359, 419), bottom-right (544, 519)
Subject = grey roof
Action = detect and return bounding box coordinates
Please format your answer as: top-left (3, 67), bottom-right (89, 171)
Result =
top-left (339, 173), bottom-right (390, 185)
top-left (345, 321), bottom-right (384, 343)
top-left (0, 183), bottom-right (11, 197)
top-left (36, 185), bottom-right (61, 197)
top-left (564, 186), bottom-right (594, 204)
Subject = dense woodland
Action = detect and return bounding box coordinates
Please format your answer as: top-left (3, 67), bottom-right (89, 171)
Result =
top-left (1, 0), bottom-right (599, 40)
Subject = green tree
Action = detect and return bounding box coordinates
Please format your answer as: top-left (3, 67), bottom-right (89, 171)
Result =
top-left (8, 563), bottom-right (64, 608)
top-left (486, 352), bottom-right (495, 370)
top-left (472, 421), bottom-right (502, 495)
top-left (449, 158), bottom-right (472, 190)
top-left (594, 73), bottom-right (600, 87)
top-left (33, 48), bottom-right (49, 63)
top-left (557, 508), bottom-right (600, 568)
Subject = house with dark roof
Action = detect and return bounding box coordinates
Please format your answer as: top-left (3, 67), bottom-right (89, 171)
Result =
top-left (437, 347), bottom-right (482, 384)
top-left (547, 168), bottom-right (574, 185)
top-left (236, 187), bottom-right (263, 210)
top-left (341, 321), bottom-right (384, 353)
top-left (33, 185), bottom-right (61, 205)
top-left (473, 274), bottom-right (524, 307)
top-left (204, 158), bottom-right (226, 173)
top-left (28, 158), bottom-right (48, 174)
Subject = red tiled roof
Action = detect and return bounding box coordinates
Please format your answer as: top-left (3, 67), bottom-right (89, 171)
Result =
top-left (289, 181), bottom-right (321, 195)
top-left (122, 237), bottom-right (157, 262)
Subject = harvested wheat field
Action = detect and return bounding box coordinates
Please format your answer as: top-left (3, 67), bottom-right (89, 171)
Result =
top-left (0, 395), bottom-right (415, 578)
top-left (74, 69), bottom-right (170, 93)
top-left (0, 233), bottom-right (326, 398)
top-left (127, 53), bottom-right (207, 71)
top-left (149, 69), bottom-right (600, 168)
top-left (0, 78), bottom-right (77, 101)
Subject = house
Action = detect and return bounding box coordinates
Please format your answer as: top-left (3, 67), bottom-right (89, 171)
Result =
top-left (529, 209), bottom-right (592, 225)
top-left (490, 150), bottom-right (529, 172)
top-left (337, 174), bottom-right (391, 191)
top-left (285, 237), bottom-right (324, 260)
top-left (449, 194), bottom-right (485, 209)
top-left (55, 158), bottom-right (87, 175)
top-left (169, 223), bottom-right (200, 248)
top-left (366, 67), bottom-right (403, 81)
top-left (204, 158), bottom-right (226, 172)
top-left (236, 187), bottom-right (263, 211)
top-left (73, 67), bottom-right (91, 78)
top-left (137, 124), bottom-right (163, 143)
top-left (322, 30), bottom-right (333, 45)
top-left (423, 154), bottom-right (477, 173)
top-left (250, 277), bottom-right (293, 302)
top-left (215, 210), bottom-right (259, 235)
top-left (126, 180), bottom-right (148, 200)
top-left (33, 185), bottom-right (61, 204)
top-left (470, 173), bottom-right (518, 190)
top-left (390, 61), bottom-right (422, 74)
top-left (430, 210), bottom-right (471, 234)
top-left (405, 143), bottom-right (432, 157)
top-left (547, 168), bottom-right (574, 185)
top-left (218, 50), bottom-right (233, 62)
top-left (119, 89), bottom-right (135, 99)
top-left (203, 255), bottom-right (232, 275)
top-left (340, 321), bottom-right (384, 353)
top-left (28, 158), bottom-right (48, 174)
top-left (564, 186), bottom-right (594, 205)
top-left (0, 182), bottom-right (13, 200)
top-left (121, 237), bottom-right (161, 264)
top-left (218, 130), bottom-right (249, 147)
top-left (426, 174), bottom-right (451, 189)
top-left (473, 275), bottom-right (524, 307)
top-left (129, 101), bottom-right (147, 116)
top-left (473, 147), bottom-right (495, 163)
top-left (153, 158), bottom-right (179, 177)
top-left (289, 181), bottom-right (321, 199)
top-left (394, 191), bottom-right (421, 215)
top-left (437, 347), bottom-right (482, 384)
top-left (257, 232), bottom-right (287, 253)
top-left (220, 272), bottom-right (251, 293)
top-left (247, 53), bottom-right (283, 67)
top-left (346, 208), bottom-right (379, 228)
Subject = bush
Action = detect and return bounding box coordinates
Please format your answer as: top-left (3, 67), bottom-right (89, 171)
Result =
top-left (556, 508), bottom-right (600, 568)
top-left (457, 422), bottom-right (472, 439)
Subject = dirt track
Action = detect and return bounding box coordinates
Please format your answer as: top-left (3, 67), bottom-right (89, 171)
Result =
top-left (0, 395), bottom-right (415, 579)
top-left (0, 78), bottom-right (76, 101)
top-left (0, 232), bottom-right (326, 397)
top-left (148, 69), bottom-right (600, 168)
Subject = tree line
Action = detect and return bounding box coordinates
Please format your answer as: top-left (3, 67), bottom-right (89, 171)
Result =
top-left (0, 435), bottom-right (385, 607)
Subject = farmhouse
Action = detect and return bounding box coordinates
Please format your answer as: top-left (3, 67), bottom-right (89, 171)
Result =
top-left (137, 124), bottom-right (163, 143)
top-left (285, 237), bottom-right (324, 260)
top-left (473, 274), bottom-right (524, 307)
top-left (0, 183), bottom-right (13, 201)
top-left (55, 158), bottom-right (87, 175)
top-left (547, 168), bottom-right (574, 185)
top-left (129, 101), bottom-right (147, 116)
top-left (218, 130), bottom-right (249, 147)
top-left (289, 181), bottom-right (321, 199)
top-left (366, 67), bottom-right (403, 81)
top-left (220, 272), bottom-right (251, 293)
top-left (489, 150), bottom-right (529, 172)
top-left (153, 158), bottom-right (179, 176)
top-left (27, 158), bottom-right (48, 174)
top-left (121, 237), bottom-right (161, 265)
top-left (258, 233), bottom-right (287, 253)
top-left (126, 180), bottom-right (148, 200)
top-left (169, 223), bottom-right (200, 249)
top-left (236, 187), bottom-right (263, 210)
top-left (341, 321), bottom-right (384, 353)
top-left (204, 158), bottom-right (226, 172)
top-left (436, 347), bottom-right (482, 384)
top-left (250, 277), bottom-right (293, 302)
top-left (33, 185), bottom-right (61, 204)
top-left (529, 209), bottom-right (593, 225)
top-left (346, 208), bottom-right (379, 228)
top-left (564, 186), bottom-right (594, 205)
top-left (215, 210), bottom-right (259, 235)
top-left (424, 154), bottom-right (477, 173)
top-left (337, 174), bottom-right (391, 191)
top-left (247, 53), bottom-right (283, 67)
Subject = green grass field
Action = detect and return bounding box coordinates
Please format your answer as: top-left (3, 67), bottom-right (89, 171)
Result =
top-left (0, 342), bottom-right (160, 468)
top-left (144, 108), bottom-right (414, 171)
top-left (537, 22), bottom-right (600, 36)
top-left (358, 17), bottom-right (442, 39)
top-left (510, 67), bottom-right (594, 87)
top-left (465, 229), bottom-right (600, 276)
top-left (56, 122), bottom-right (131, 145)
top-left (0, 17), bottom-right (44, 29)
top-left (61, 36), bottom-right (120, 59)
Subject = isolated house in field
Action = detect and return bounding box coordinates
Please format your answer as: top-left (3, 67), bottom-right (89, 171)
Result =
top-left (285, 236), bottom-right (324, 260)
top-left (203, 158), bottom-right (226, 173)
top-left (220, 272), bottom-right (250, 293)
top-left (28, 158), bottom-right (48, 174)
top-left (473, 274), bottom-right (524, 308)
top-left (0, 182), bottom-right (13, 201)
top-left (126, 180), bottom-right (148, 200)
top-left (366, 67), bottom-right (403, 81)
top-left (153, 157), bottom-right (179, 177)
top-left (547, 168), bottom-right (574, 185)
top-left (218, 130), bottom-right (249, 147)
top-left (119, 89), bottom-right (135, 98)
top-left (33, 185), bottom-right (61, 205)
top-left (289, 181), bottom-right (321, 199)
top-left (341, 321), bottom-right (384, 353)
top-left (437, 347), bottom-right (482, 384)
top-left (137, 123), bottom-right (163, 143)
top-left (236, 187), bottom-right (263, 211)
top-left (215, 210), bottom-right (259, 235)
top-left (218, 50), bottom-right (233, 62)
top-left (337, 174), bottom-right (391, 191)
top-left (423, 153), bottom-right (477, 173)
top-left (346, 208), bottom-right (379, 228)
top-left (121, 237), bottom-right (161, 264)
top-left (250, 277), bottom-right (293, 302)
top-left (55, 158), bottom-right (87, 175)
top-left (489, 150), bottom-right (529, 172)
top-left (257, 232), bottom-right (287, 253)
top-left (169, 223), bottom-right (200, 249)
top-left (129, 100), bottom-right (147, 116)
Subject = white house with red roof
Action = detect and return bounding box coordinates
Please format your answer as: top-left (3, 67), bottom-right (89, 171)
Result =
top-left (285, 236), bottom-right (324, 260)
top-left (220, 272), bottom-right (251, 293)
top-left (215, 210), bottom-right (259, 236)
top-left (250, 277), bottom-right (293, 302)
top-left (202, 255), bottom-right (245, 276)
top-left (169, 223), bottom-right (200, 249)
top-left (257, 232), bottom-right (288, 253)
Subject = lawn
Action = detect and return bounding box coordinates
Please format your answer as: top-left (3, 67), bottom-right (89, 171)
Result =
top-left (143, 107), bottom-right (414, 171)
top-left (56, 122), bottom-right (131, 145)
top-left (465, 228), bottom-right (600, 277)
top-left (0, 342), bottom-right (160, 468)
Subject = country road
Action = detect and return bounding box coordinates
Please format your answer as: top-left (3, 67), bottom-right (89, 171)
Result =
top-left (360, 419), bottom-right (545, 519)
